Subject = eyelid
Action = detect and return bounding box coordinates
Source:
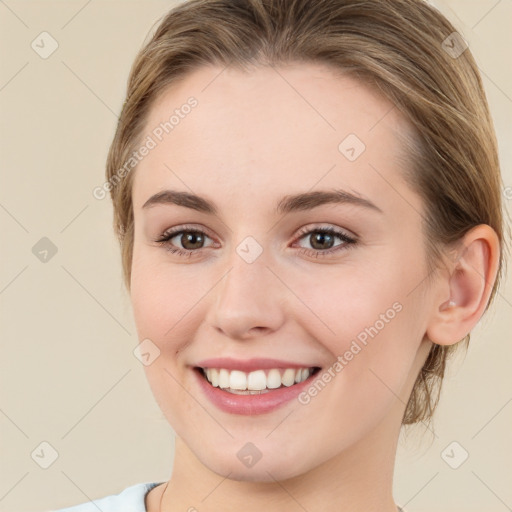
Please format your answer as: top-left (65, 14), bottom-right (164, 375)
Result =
top-left (294, 223), bottom-right (358, 240)
top-left (157, 223), bottom-right (216, 241)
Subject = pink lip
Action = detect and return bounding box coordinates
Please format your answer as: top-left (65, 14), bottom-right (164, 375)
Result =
top-left (195, 357), bottom-right (317, 372)
top-left (192, 364), bottom-right (319, 416)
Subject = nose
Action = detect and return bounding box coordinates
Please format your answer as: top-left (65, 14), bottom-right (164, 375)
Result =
top-left (206, 245), bottom-right (288, 341)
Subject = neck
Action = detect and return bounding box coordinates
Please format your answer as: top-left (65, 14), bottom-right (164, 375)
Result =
top-left (159, 409), bottom-right (402, 512)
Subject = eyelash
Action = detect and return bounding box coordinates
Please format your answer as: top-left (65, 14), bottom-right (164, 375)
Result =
top-left (154, 224), bottom-right (357, 259)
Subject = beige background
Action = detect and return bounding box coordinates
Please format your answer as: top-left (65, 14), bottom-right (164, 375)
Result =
top-left (0, 1), bottom-right (510, 511)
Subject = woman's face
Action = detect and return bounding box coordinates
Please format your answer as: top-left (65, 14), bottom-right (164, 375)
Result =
top-left (130, 63), bottom-right (436, 481)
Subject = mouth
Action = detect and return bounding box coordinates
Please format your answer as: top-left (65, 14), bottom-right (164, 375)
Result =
top-left (192, 357), bottom-right (323, 414)
top-left (195, 366), bottom-right (321, 395)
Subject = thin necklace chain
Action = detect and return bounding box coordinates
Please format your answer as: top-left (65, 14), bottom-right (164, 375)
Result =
top-left (158, 482), bottom-right (170, 512)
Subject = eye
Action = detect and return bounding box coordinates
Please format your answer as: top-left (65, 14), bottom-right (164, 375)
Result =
top-left (293, 225), bottom-right (357, 257)
top-left (154, 225), bottom-right (215, 257)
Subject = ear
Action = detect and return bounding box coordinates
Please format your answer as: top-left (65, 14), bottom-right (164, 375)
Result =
top-left (426, 224), bottom-right (500, 346)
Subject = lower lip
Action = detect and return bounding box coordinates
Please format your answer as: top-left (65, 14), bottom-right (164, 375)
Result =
top-left (193, 368), bottom-right (317, 415)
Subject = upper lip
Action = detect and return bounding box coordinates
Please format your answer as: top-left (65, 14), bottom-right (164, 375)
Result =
top-left (194, 357), bottom-right (321, 372)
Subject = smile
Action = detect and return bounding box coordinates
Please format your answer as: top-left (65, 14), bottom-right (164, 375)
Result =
top-left (193, 360), bottom-right (322, 415)
top-left (199, 367), bottom-right (319, 394)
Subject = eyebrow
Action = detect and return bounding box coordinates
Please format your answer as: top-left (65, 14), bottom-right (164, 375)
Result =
top-left (141, 189), bottom-right (383, 215)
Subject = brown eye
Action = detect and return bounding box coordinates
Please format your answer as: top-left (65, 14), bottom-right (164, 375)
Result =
top-left (179, 231), bottom-right (205, 250)
top-left (308, 231), bottom-right (336, 250)
top-left (155, 227), bottom-right (215, 255)
top-left (294, 226), bottom-right (357, 258)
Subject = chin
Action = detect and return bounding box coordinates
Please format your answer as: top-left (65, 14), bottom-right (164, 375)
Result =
top-left (194, 444), bottom-right (316, 483)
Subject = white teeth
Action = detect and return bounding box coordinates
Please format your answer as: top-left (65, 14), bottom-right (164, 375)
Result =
top-left (266, 369), bottom-right (282, 389)
top-left (201, 367), bottom-right (314, 391)
top-left (210, 368), bottom-right (219, 387)
top-left (281, 368), bottom-right (296, 387)
top-left (229, 370), bottom-right (247, 390)
top-left (219, 369), bottom-right (230, 388)
top-left (247, 370), bottom-right (267, 390)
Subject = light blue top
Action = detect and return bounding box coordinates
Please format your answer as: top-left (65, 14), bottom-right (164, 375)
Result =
top-left (51, 481), bottom-right (404, 511)
top-left (51, 482), bottom-right (163, 512)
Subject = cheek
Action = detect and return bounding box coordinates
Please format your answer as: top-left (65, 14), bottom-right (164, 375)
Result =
top-left (130, 249), bottom-right (201, 343)
top-left (295, 263), bottom-right (405, 346)
top-left (292, 284), bottom-right (423, 451)
top-left (130, 254), bottom-right (202, 425)
top-left (293, 253), bottom-right (426, 390)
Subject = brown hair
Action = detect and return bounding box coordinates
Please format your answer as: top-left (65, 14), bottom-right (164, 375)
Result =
top-left (105, 0), bottom-right (505, 425)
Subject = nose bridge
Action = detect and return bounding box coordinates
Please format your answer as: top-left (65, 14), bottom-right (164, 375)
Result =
top-left (209, 234), bottom-right (286, 338)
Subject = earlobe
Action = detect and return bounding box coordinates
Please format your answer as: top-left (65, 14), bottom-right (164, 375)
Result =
top-left (426, 224), bottom-right (500, 346)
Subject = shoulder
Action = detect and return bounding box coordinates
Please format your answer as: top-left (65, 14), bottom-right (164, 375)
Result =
top-left (50, 482), bottom-right (163, 512)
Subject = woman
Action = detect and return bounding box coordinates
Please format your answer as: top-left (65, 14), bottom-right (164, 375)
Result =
top-left (55, 0), bottom-right (505, 510)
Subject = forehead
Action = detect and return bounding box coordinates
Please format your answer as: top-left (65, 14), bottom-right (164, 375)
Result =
top-left (132, 62), bottom-right (416, 214)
